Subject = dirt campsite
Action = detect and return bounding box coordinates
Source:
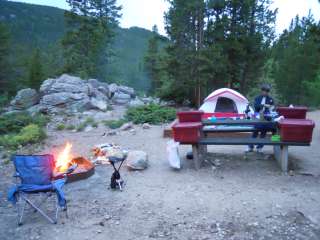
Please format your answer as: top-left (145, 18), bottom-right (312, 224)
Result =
top-left (1, 0), bottom-right (320, 239)
top-left (1, 108), bottom-right (320, 240)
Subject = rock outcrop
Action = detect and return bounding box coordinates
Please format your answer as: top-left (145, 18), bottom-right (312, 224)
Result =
top-left (10, 88), bottom-right (39, 110)
top-left (8, 74), bottom-right (166, 114)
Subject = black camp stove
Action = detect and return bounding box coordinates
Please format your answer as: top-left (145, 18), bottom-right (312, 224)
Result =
top-left (108, 156), bottom-right (125, 191)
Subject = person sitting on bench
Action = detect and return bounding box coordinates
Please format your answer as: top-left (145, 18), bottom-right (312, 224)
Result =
top-left (246, 83), bottom-right (275, 153)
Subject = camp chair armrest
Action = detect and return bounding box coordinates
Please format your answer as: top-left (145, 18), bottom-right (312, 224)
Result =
top-left (13, 172), bottom-right (22, 184)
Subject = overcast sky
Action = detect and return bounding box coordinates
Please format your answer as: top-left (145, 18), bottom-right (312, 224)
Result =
top-left (9, 0), bottom-right (320, 35)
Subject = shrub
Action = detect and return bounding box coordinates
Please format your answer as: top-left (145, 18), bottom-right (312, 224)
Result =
top-left (66, 125), bottom-right (76, 130)
top-left (56, 124), bottom-right (66, 131)
top-left (0, 112), bottom-right (50, 135)
top-left (76, 117), bottom-right (98, 132)
top-left (0, 124), bottom-right (46, 149)
top-left (76, 122), bottom-right (87, 132)
top-left (103, 119), bottom-right (127, 129)
top-left (0, 93), bottom-right (9, 111)
top-left (125, 104), bottom-right (176, 124)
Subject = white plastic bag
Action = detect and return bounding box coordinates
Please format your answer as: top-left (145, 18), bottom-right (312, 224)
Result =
top-left (166, 140), bottom-right (181, 169)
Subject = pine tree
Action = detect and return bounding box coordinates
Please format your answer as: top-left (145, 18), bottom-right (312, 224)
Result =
top-left (164, 0), bottom-right (206, 106)
top-left (62, 0), bottom-right (122, 79)
top-left (0, 22), bottom-right (11, 94)
top-left (28, 48), bottom-right (44, 90)
top-left (144, 25), bottom-right (161, 94)
top-left (272, 15), bottom-right (320, 105)
top-left (162, 0), bottom-right (276, 105)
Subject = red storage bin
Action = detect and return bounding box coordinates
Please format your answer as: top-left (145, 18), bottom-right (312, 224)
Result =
top-left (277, 106), bottom-right (308, 119)
top-left (172, 122), bottom-right (202, 143)
top-left (177, 111), bottom-right (204, 122)
top-left (278, 119), bottom-right (315, 142)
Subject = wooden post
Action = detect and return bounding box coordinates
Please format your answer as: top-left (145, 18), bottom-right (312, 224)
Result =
top-left (273, 145), bottom-right (289, 173)
top-left (192, 144), bottom-right (202, 170)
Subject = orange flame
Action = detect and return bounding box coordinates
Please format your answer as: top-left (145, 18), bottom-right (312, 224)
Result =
top-left (56, 142), bottom-right (73, 172)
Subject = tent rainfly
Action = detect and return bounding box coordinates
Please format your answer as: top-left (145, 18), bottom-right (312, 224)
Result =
top-left (199, 88), bottom-right (251, 119)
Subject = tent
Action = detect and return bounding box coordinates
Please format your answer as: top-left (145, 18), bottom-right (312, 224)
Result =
top-left (199, 88), bottom-right (251, 118)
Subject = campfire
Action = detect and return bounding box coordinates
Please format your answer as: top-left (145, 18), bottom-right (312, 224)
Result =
top-left (53, 142), bottom-right (95, 183)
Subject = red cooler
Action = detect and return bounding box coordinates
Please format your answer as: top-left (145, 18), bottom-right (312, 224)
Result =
top-left (277, 106), bottom-right (308, 119)
top-left (177, 111), bottom-right (204, 122)
top-left (278, 119), bottom-right (315, 142)
top-left (172, 122), bottom-right (202, 143)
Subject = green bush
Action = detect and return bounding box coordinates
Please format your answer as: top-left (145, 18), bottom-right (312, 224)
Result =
top-left (0, 93), bottom-right (9, 111)
top-left (0, 124), bottom-right (46, 149)
top-left (76, 122), bottom-right (87, 132)
top-left (66, 125), bottom-right (76, 130)
top-left (56, 123), bottom-right (66, 131)
top-left (76, 117), bottom-right (98, 132)
top-left (103, 119), bottom-right (127, 129)
top-left (125, 104), bottom-right (176, 124)
top-left (0, 112), bottom-right (50, 135)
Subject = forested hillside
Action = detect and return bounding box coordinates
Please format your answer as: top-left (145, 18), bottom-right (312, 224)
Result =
top-left (0, 0), bottom-right (163, 93)
top-left (145, 0), bottom-right (320, 107)
top-left (0, 0), bottom-right (319, 108)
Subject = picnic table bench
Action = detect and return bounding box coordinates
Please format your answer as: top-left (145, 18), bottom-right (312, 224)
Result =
top-left (192, 136), bottom-right (310, 172)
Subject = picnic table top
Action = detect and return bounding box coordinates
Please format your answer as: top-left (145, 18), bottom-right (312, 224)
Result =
top-left (203, 125), bottom-right (255, 133)
top-left (199, 137), bottom-right (310, 146)
top-left (202, 119), bottom-right (277, 126)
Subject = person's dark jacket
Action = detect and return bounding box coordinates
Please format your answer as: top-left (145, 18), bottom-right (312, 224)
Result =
top-left (254, 95), bottom-right (274, 113)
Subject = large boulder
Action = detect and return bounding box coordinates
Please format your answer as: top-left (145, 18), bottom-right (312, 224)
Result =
top-left (112, 92), bottom-right (131, 105)
top-left (88, 79), bottom-right (109, 96)
top-left (40, 74), bottom-right (89, 95)
top-left (40, 92), bottom-right (90, 113)
top-left (108, 83), bottom-right (118, 94)
top-left (126, 151), bottom-right (148, 170)
top-left (129, 98), bottom-right (145, 107)
top-left (88, 98), bottom-right (108, 111)
top-left (118, 85), bottom-right (135, 97)
top-left (10, 88), bottom-right (39, 110)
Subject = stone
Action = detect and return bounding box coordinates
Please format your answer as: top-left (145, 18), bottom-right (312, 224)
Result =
top-left (84, 125), bottom-right (94, 132)
top-left (141, 97), bottom-right (153, 104)
top-left (126, 150), bottom-right (148, 170)
top-left (129, 129), bottom-right (136, 135)
top-left (89, 98), bottom-right (107, 111)
top-left (120, 122), bottom-right (133, 131)
top-left (142, 123), bottom-right (151, 129)
top-left (40, 92), bottom-right (87, 106)
top-left (40, 74), bottom-right (89, 95)
top-left (129, 98), bottom-right (145, 107)
top-left (107, 130), bottom-right (117, 136)
top-left (10, 88), bottom-right (39, 110)
top-left (112, 92), bottom-right (131, 105)
top-left (108, 83), bottom-right (118, 93)
top-left (88, 79), bottom-right (101, 88)
top-left (118, 85), bottom-right (135, 97)
top-left (39, 78), bottom-right (55, 95)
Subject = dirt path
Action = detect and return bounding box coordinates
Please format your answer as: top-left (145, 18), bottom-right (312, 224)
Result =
top-left (0, 111), bottom-right (320, 240)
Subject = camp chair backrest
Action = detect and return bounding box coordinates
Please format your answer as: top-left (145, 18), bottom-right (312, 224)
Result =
top-left (13, 155), bottom-right (55, 185)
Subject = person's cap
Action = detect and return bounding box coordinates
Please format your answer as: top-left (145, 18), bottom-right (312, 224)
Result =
top-left (261, 83), bottom-right (271, 92)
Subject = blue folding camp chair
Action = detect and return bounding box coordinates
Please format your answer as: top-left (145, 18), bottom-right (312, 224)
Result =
top-left (7, 155), bottom-right (70, 225)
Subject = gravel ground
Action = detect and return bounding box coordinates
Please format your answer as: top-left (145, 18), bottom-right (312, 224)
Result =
top-left (0, 111), bottom-right (319, 240)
